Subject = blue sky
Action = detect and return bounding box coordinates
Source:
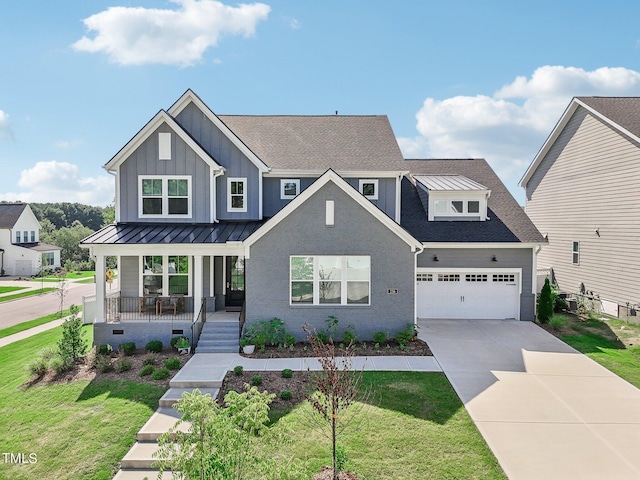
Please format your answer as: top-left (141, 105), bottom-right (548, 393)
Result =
top-left (2, 0), bottom-right (640, 207)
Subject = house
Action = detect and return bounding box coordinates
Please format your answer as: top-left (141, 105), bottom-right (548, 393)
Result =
top-left (81, 90), bottom-right (544, 348)
top-left (0, 203), bottom-right (61, 276)
top-left (520, 96), bottom-right (640, 318)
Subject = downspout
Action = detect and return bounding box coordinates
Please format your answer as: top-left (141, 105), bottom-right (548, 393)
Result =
top-left (211, 169), bottom-right (225, 223)
top-left (413, 243), bottom-right (425, 325)
top-left (107, 170), bottom-right (119, 223)
top-left (532, 245), bottom-right (542, 319)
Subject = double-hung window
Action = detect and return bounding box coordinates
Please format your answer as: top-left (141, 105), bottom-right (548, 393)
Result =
top-left (572, 241), bottom-right (580, 265)
top-left (228, 178), bottom-right (247, 212)
top-left (16, 231), bottom-right (20, 243)
top-left (142, 255), bottom-right (190, 296)
top-left (42, 252), bottom-right (55, 267)
top-left (290, 255), bottom-right (370, 305)
top-left (139, 176), bottom-right (191, 218)
top-left (30, 231), bottom-right (36, 242)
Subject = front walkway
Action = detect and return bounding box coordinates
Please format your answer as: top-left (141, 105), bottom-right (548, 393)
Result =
top-left (419, 319), bottom-right (640, 480)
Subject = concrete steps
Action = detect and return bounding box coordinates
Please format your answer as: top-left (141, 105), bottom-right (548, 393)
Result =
top-left (120, 442), bottom-right (161, 469)
top-left (137, 407), bottom-right (189, 441)
top-left (196, 320), bottom-right (239, 353)
top-left (159, 387), bottom-right (220, 407)
top-left (113, 469), bottom-right (175, 479)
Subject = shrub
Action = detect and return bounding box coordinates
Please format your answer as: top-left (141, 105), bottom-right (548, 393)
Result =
top-left (145, 340), bottom-right (163, 353)
top-left (555, 296), bottom-right (568, 312)
top-left (537, 278), bottom-right (553, 324)
top-left (170, 336), bottom-right (189, 348)
top-left (234, 365), bottom-right (244, 376)
top-left (58, 306), bottom-right (88, 362)
top-left (336, 444), bottom-right (348, 473)
top-left (250, 374), bottom-right (262, 386)
top-left (279, 390), bottom-right (293, 401)
top-left (95, 354), bottom-right (114, 373)
top-left (98, 344), bottom-right (113, 356)
top-left (114, 357), bottom-right (133, 373)
top-left (143, 353), bottom-right (158, 366)
top-left (549, 314), bottom-right (568, 331)
top-left (281, 368), bottom-right (293, 378)
top-left (164, 357), bottom-right (181, 370)
top-left (28, 357), bottom-right (49, 377)
top-left (118, 342), bottom-right (136, 356)
top-left (342, 325), bottom-right (356, 345)
top-left (395, 323), bottom-right (415, 347)
top-left (284, 333), bottom-right (296, 348)
top-left (152, 367), bottom-right (171, 380)
top-left (373, 331), bottom-right (387, 344)
top-left (139, 364), bottom-right (154, 377)
top-left (316, 331), bottom-right (330, 344)
top-left (51, 356), bottom-right (73, 374)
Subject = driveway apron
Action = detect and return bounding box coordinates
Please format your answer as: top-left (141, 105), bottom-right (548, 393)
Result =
top-left (419, 319), bottom-right (640, 480)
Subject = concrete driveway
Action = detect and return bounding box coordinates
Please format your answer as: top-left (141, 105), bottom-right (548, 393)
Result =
top-left (419, 319), bottom-right (640, 480)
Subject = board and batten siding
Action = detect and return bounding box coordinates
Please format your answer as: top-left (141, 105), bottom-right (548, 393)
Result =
top-left (119, 123), bottom-right (211, 223)
top-left (175, 102), bottom-right (261, 220)
top-left (119, 256), bottom-right (139, 297)
top-left (246, 181), bottom-right (416, 340)
top-left (417, 247), bottom-right (536, 321)
top-left (526, 105), bottom-right (640, 307)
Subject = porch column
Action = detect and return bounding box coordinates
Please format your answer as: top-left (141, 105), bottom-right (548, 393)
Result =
top-left (193, 254), bottom-right (203, 322)
top-left (95, 254), bottom-right (106, 323)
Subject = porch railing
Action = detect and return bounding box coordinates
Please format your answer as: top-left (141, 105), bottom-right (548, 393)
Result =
top-left (191, 297), bottom-right (207, 349)
top-left (105, 296), bottom-right (195, 322)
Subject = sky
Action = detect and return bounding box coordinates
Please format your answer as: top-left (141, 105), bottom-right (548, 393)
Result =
top-left (2, 0), bottom-right (640, 207)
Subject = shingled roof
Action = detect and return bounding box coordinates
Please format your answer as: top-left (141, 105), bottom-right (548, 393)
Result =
top-left (0, 203), bottom-right (27, 229)
top-left (576, 97), bottom-right (640, 138)
top-left (401, 159), bottom-right (545, 243)
top-left (217, 115), bottom-right (406, 170)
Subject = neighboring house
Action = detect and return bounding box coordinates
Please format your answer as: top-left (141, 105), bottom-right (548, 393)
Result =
top-left (81, 89), bottom-right (544, 348)
top-left (0, 203), bottom-right (61, 276)
top-left (520, 97), bottom-right (640, 318)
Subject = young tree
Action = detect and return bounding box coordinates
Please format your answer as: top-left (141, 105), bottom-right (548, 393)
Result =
top-left (537, 277), bottom-right (554, 324)
top-left (57, 305), bottom-right (88, 363)
top-left (303, 324), bottom-right (364, 480)
top-left (56, 276), bottom-right (69, 317)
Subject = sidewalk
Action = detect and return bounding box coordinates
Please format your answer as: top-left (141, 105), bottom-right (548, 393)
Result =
top-left (0, 316), bottom-right (70, 348)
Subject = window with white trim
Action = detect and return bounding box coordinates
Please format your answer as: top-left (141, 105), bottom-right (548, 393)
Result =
top-left (290, 256), bottom-right (370, 305)
top-left (15, 231), bottom-right (20, 243)
top-left (142, 255), bottom-right (191, 296)
top-left (359, 179), bottom-right (379, 200)
top-left (23, 231), bottom-right (28, 242)
top-left (42, 252), bottom-right (55, 267)
top-left (228, 178), bottom-right (247, 212)
top-left (139, 176), bottom-right (191, 218)
top-left (280, 179), bottom-right (300, 199)
top-left (31, 231), bottom-right (36, 242)
top-left (158, 132), bottom-right (172, 160)
top-left (572, 241), bottom-right (580, 265)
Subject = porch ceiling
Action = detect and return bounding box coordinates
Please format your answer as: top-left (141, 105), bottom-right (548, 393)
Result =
top-left (82, 221), bottom-right (265, 246)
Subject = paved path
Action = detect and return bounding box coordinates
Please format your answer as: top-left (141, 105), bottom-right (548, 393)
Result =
top-left (0, 280), bottom-right (95, 329)
top-left (0, 318), bottom-right (68, 348)
top-left (419, 319), bottom-right (640, 480)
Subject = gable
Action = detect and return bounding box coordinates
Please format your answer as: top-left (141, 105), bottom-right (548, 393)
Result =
top-left (244, 170), bottom-right (421, 255)
top-left (0, 203), bottom-right (28, 229)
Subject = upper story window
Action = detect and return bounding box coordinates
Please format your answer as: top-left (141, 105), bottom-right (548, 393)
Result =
top-left (280, 179), bottom-right (300, 199)
top-left (227, 178), bottom-right (247, 213)
top-left (30, 231), bottom-right (36, 242)
top-left (139, 175), bottom-right (191, 218)
top-left (434, 199), bottom-right (482, 216)
top-left (15, 231), bottom-right (20, 243)
top-left (359, 179), bottom-right (379, 200)
top-left (572, 241), bottom-right (580, 265)
top-left (413, 175), bottom-right (490, 222)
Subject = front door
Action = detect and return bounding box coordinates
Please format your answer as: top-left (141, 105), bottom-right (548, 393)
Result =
top-left (225, 256), bottom-right (245, 307)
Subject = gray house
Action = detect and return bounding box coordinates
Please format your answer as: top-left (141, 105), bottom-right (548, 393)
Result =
top-left (521, 97), bottom-right (640, 319)
top-left (82, 90), bottom-right (544, 349)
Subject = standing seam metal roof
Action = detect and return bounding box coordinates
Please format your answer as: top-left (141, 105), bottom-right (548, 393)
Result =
top-left (413, 175), bottom-right (488, 191)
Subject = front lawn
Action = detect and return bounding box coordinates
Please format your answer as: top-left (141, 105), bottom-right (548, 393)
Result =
top-left (0, 286), bottom-right (26, 294)
top-left (0, 308), bottom-right (80, 339)
top-left (0, 287), bottom-right (57, 303)
top-left (546, 313), bottom-right (640, 388)
top-left (221, 370), bottom-right (505, 479)
top-left (0, 326), bottom-right (166, 480)
top-left (32, 270), bottom-right (96, 282)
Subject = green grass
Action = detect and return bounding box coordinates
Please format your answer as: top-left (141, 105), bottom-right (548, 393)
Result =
top-left (0, 286), bottom-right (26, 294)
top-left (559, 314), bottom-right (640, 388)
top-left (32, 271), bottom-right (96, 282)
top-left (0, 308), bottom-right (80, 339)
top-left (0, 326), bottom-right (166, 480)
top-left (0, 288), bottom-right (57, 303)
top-left (265, 371), bottom-right (505, 479)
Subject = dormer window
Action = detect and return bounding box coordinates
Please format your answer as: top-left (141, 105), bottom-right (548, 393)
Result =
top-left (280, 179), bottom-right (300, 199)
top-left (359, 179), bottom-right (379, 200)
top-left (413, 175), bottom-right (490, 222)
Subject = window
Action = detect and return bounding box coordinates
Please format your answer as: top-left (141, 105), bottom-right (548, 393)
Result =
top-left (359, 179), bottom-right (379, 200)
top-left (451, 201), bottom-right (463, 213)
top-left (429, 198), bottom-right (486, 220)
top-left (142, 255), bottom-right (191, 296)
top-left (468, 201), bottom-right (480, 213)
top-left (158, 132), bottom-right (171, 160)
top-left (139, 176), bottom-right (191, 218)
top-left (280, 179), bottom-right (300, 199)
top-left (42, 252), bottom-right (55, 267)
top-left (572, 241), bottom-right (580, 265)
top-left (326, 200), bottom-right (334, 226)
top-left (228, 178), bottom-right (247, 212)
top-left (417, 273), bottom-right (433, 282)
top-left (30, 231), bottom-right (36, 242)
top-left (16, 231), bottom-right (20, 243)
top-left (290, 256), bottom-right (370, 305)
top-left (23, 231), bottom-right (28, 242)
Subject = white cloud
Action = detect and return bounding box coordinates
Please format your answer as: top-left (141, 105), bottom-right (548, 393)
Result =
top-left (72, 0), bottom-right (271, 67)
top-left (54, 140), bottom-right (83, 149)
top-left (0, 109), bottom-right (13, 140)
top-left (289, 18), bottom-right (301, 29)
top-left (0, 161), bottom-right (113, 206)
top-left (398, 66), bottom-right (640, 202)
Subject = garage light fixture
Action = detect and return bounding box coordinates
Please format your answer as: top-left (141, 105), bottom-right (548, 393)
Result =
top-left (433, 255), bottom-right (439, 262)
top-left (492, 255), bottom-right (497, 262)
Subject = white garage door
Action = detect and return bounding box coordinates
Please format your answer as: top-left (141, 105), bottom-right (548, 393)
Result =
top-left (14, 260), bottom-right (33, 277)
top-left (417, 271), bottom-right (520, 320)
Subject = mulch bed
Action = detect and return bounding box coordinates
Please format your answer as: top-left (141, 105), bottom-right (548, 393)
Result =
top-left (220, 369), bottom-right (312, 410)
top-left (241, 339), bottom-right (432, 359)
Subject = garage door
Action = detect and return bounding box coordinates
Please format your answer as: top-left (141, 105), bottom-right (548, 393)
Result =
top-left (417, 271), bottom-right (520, 320)
top-left (14, 260), bottom-right (33, 277)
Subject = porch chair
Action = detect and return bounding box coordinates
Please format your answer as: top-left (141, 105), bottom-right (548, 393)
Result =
top-left (158, 294), bottom-right (185, 316)
top-left (139, 295), bottom-right (159, 315)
